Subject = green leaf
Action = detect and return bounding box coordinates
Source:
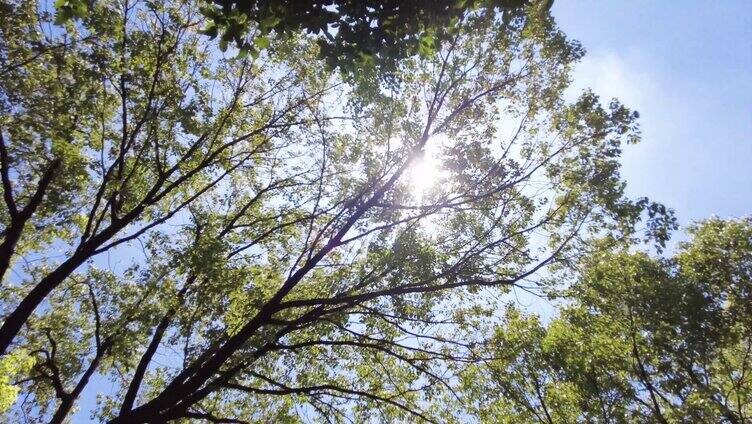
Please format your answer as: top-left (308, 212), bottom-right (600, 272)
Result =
top-left (199, 24), bottom-right (219, 39)
top-left (236, 46), bottom-right (250, 59)
top-left (260, 15), bottom-right (281, 30)
top-left (253, 35), bottom-right (270, 50)
top-left (53, 0), bottom-right (87, 25)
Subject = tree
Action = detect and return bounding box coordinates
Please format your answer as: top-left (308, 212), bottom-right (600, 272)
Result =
top-left (198, 0), bottom-right (554, 74)
top-left (1, 0), bottom-right (667, 422)
top-left (53, 0), bottom-right (555, 75)
top-left (463, 218), bottom-right (752, 423)
top-left (0, 0), bottom-right (332, 355)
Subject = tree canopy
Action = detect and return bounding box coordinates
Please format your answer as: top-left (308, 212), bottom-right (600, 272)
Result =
top-left (2, 0), bottom-right (742, 423)
top-left (461, 218), bottom-right (752, 423)
top-left (198, 0), bottom-right (554, 74)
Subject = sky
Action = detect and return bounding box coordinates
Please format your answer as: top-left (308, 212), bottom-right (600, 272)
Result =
top-left (59, 2), bottom-right (752, 421)
top-left (554, 1), bottom-right (752, 243)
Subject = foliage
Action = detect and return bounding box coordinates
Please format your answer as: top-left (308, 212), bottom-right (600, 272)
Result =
top-left (463, 218), bottom-right (752, 423)
top-left (197, 0), bottom-right (554, 76)
top-left (0, 349), bottom-right (33, 412)
top-left (53, 1), bottom-right (556, 78)
top-left (0, 0), bottom-right (674, 422)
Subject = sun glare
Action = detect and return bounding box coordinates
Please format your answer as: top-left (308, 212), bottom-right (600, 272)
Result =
top-left (410, 135), bottom-right (448, 201)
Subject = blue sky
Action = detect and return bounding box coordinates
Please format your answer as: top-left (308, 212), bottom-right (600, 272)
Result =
top-left (555, 1), bottom-right (752, 236)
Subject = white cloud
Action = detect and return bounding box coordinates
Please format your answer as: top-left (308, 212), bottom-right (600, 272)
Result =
top-left (567, 50), bottom-right (658, 113)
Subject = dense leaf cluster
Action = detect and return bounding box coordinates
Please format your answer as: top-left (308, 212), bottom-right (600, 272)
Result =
top-left (200, 0), bottom-right (553, 74)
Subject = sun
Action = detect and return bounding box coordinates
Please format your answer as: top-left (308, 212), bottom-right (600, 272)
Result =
top-left (409, 135), bottom-right (448, 201)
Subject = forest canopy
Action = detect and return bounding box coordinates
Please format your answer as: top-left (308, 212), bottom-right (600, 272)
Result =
top-left (0, 0), bottom-right (748, 423)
